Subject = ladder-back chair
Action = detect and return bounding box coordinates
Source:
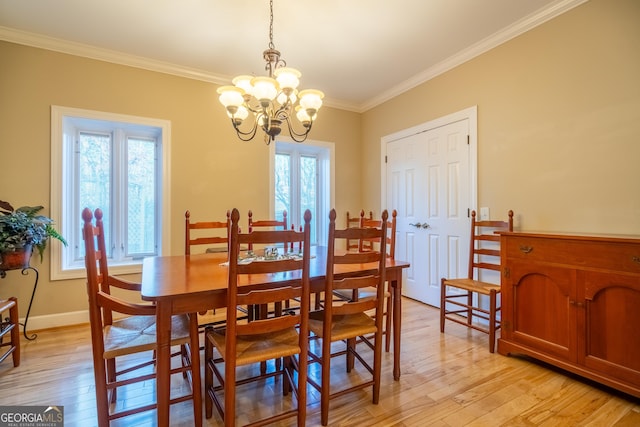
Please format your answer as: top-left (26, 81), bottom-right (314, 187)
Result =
top-left (440, 209), bottom-right (514, 353)
top-left (82, 207), bottom-right (202, 426)
top-left (307, 209), bottom-right (388, 426)
top-left (204, 208), bottom-right (311, 426)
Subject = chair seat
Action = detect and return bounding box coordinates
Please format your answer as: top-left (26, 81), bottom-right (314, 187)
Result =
top-left (208, 327), bottom-right (301, 366)
top-left (442, 278), bottom-right (501, 295)
top-left (333, 287), bottom-right (390, 301)
top-left (308, 310), bottom-right (376, 342)
top-left (104, 314), bottom-right (190, 358)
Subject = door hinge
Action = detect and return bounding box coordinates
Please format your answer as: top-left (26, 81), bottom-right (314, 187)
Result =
top-left (385, 155), bottom-right (388, 163)
top-left (467, 135), bottom-right (470, 145)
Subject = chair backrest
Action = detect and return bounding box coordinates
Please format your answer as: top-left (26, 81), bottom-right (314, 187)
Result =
top-left (289, 224), bottom-right (303, 252)
top-left (247, 209), bottom-right (287, 250)
top-left (226, 207), bottom-right (311, 346)
top-left (82, 208), bottom-right (154, 341)
top-left (185, 210), bottom-right (230, 255)
top-left (346, 210), bottom-right (372, 251)
top-left (468, 209), bottom-right (514, 279)
top-left (360, 209), bottom-right (397, 259)
top-left (324, 209), bottom-right (388, 319)
top-left (83, 207), bottom-right (115, 326)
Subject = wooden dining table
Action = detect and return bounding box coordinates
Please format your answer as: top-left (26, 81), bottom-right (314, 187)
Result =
top-left (141, 245), bottom-right (410, 426)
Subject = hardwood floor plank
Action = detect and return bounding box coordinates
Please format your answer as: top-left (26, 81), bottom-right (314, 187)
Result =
top-left (0, 297), bottom-right (638, 426)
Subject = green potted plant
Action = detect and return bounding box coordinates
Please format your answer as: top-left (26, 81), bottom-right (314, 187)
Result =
top-left (0, 200), bottom-right (67, 270)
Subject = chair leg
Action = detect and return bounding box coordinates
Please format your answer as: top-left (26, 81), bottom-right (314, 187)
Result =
top-left (320, 338), bottom-right (331, 426)
top-left (346, 337), bottom-right (356, 372)
top-left (106, 358), bottom-right (117, 403)
top-left (385, 286), bottom-right (392, 352)
top-left (8, 297), bottom-right (20, 367)
top-left (204, 327), bottom-right (213, 419)
top-left (466, 292), bottom-right (473, 326)
top-left (440, 279), bottom-right (446, 333)
top-left (372, 329), bottom-right (383, 404)
top-left (224, 359), bottom-right (237, 427)
top-left (489, 289), bottom-right (497, 353)
top-left (188, 314), bottom-right (203, 426)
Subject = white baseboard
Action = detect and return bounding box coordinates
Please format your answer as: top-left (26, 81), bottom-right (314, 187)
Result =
top-left (20, 310), bottom-right (89, 332)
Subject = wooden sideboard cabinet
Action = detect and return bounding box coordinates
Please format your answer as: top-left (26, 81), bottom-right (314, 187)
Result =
top-left (498, 232), bottom-right (640, 398)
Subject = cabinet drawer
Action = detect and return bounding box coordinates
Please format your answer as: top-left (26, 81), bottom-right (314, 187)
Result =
top-left (503, 235), bottom-right (640, 273)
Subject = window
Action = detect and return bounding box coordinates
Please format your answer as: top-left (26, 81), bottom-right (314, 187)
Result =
top-left (51, 106), bottom-right (171, 280)
top-left (271, 139), bottom-right (334, 246)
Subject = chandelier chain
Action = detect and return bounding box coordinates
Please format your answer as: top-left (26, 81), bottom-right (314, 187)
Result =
top-left (268, 0), bottom-right (275, 50)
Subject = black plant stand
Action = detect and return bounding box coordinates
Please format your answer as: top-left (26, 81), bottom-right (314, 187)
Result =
top-left (0, 266), bottom-right (39, 340)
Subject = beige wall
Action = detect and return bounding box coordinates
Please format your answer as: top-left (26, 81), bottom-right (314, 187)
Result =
top-left (363, 0), bottom-right (640, 235)
top-left (0, 41), bottom-right (361, 320)
top-left (1, 0), bottom-right (639, 324)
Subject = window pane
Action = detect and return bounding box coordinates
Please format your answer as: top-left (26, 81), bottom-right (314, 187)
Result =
top-left (78, 131), bottom-right (112, 258)
top-left (300, 155), bottom-right (316, 243)
top-left (127, 137), bottom-right (156, 256)
top-left (275, 153), bottom-right (291, 221)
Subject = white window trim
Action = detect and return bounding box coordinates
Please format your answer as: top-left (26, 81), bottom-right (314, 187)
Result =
top-left (50, 105), bottom-right (172, 280)
top-left (269, 137), bottom-right (335, 246)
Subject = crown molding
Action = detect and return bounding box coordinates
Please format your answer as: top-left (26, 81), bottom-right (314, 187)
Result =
top-left (0, 0), bottom-right (588, 114)
top-left (358, 0), bottom-right (588, 112)
top-left (0, 25), bottom-right (231, 85)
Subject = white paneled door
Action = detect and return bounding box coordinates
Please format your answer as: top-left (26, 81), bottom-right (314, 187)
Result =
top-left (386, 118), bottom-right (472, 306)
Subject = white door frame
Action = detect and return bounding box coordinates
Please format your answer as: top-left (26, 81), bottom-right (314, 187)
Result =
top-left (380, 105), bottom-right (478, 214)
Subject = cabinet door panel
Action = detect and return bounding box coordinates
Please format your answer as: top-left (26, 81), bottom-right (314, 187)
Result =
top-left (582, 271), bottom-right (640, 384)
top-left (508, 260), bottom-right (577, 361)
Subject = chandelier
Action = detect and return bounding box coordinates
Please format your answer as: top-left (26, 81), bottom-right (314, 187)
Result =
top-left (216, 0), bottom-right (324, 144)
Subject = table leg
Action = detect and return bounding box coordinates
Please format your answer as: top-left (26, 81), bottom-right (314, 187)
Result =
top-left (392, 275), bottom-right (402, 380)
top-left (156, 301), bottom-right (172, 427)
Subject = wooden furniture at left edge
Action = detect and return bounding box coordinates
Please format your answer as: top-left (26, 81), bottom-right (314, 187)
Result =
top-left (498, 231), bottom-right (640, 399)
top-left (141, 247), bottom-right (410, 427)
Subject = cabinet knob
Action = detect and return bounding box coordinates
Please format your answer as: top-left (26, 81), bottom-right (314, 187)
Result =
top-left (633, 256), bottom-right (640, 265)
top-left (569, 300), bottom-right (585, 308)
top-left (519, 245), bottom-right (533, 254)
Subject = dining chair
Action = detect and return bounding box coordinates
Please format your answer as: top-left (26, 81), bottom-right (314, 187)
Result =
top-left (335, 209), bottom-right (397, 352)
top-left (247, 209), bottom-right (288, 321)
top-left (185, 209), bottom-right (233, 330)
top-left (247, 209), bottom-right (287, 249)
top-left (204, 208), bottom-right (311, 426)
top-left (346, 210), bottom-right (372, 251)
top-left (82, 207), bottom-right (202, 426)
top-left (0, 296), bottom-right (20, 367)
top-left (307, 209), bottom-right (388, 426)
top-left (185, 209), bottom-right (230, 255)
top-left (440, 209), bottom-right (514, 353)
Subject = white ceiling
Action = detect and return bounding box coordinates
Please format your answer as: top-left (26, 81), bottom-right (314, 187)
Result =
top-left (0, 0), bottom-right (585, 112)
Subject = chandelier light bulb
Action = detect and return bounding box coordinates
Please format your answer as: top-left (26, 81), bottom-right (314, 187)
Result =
top-left (298, 89), bottom-right (324, 111)
top-left (232, 75), bottom-right (255, 97)
top-left (274, 67), bottom-right (301, 92)
top-left (251, 76), bottom-right (279, 103)
top-left (217, 86), bottom-right (245, 108)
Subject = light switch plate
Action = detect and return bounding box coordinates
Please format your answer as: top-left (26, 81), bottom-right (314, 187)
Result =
top-left (480, 207), bottom-right (490, 220)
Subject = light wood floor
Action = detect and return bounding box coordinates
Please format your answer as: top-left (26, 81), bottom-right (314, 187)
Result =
top-left (1, 298), bottom-right (638, 426)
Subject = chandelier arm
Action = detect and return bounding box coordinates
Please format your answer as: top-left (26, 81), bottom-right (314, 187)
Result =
top-left (284, 116), bottom-right (312, 143)
top-left (231, 118), bottom-right (260, 142)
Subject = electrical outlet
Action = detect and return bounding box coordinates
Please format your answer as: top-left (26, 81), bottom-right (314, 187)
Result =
top-left (480, 207), bottom-right (490, 220)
